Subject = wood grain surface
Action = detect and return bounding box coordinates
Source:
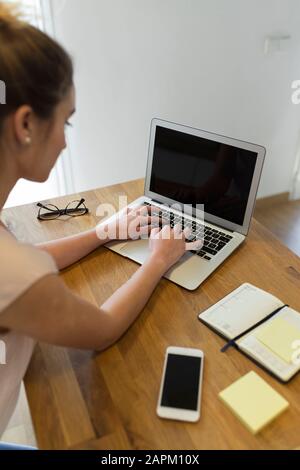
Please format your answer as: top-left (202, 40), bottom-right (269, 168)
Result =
top-left (3, 179), bottom-right (300, 450)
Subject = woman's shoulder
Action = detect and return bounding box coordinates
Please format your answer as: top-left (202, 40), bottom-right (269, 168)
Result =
top-left (0, 225), bottom-right (57, 271)
top-left (0, 225), bottom-right (58, 313)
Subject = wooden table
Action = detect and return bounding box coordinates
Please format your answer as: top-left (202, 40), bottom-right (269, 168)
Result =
top-left (3, 179), bottom-right (300, 450)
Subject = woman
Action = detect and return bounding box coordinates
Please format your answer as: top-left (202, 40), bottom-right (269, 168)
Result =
top-left (0, 3), bottom-right (201, 447)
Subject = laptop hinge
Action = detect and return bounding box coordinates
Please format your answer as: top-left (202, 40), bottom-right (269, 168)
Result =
top-left (150, 199), bottom-right (162, 205)
top-left (204, 219), bottom-right (234, 233)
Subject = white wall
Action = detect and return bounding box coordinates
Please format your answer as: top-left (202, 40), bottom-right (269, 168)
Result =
top-left (4, 170), bottom-right (60, 208)
top-left (52, 0), bottom-right (300, 198)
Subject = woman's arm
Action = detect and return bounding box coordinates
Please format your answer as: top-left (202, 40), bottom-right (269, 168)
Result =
top-left (37, 205), bottom-right (160, 270)
top-left (1, 225), bottom-right (201, 350)
top-left (0, 254), bottom-right (167, 350)
top-left (37, 227), bottom-right (107, 271)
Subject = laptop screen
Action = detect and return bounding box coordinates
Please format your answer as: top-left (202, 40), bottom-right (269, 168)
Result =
top-left (149, 126), bottom-right (258, 226)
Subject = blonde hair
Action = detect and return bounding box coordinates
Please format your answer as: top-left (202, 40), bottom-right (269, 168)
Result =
top-left (0, 1), bottom-right (73, 132)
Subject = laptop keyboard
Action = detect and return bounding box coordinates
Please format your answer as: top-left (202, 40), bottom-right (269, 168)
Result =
top-left (143, 202), bottom-right (233, 261)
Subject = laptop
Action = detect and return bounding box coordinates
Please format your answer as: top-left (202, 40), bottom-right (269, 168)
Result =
top-left (105, 118), bottom-right (266, 290)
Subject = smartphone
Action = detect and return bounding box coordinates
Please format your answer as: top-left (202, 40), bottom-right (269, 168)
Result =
top-left (157, 346), bottom-right (204, 422)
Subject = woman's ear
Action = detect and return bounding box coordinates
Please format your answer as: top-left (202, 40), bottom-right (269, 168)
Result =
top-left (13, 105), bottom-right (34, 146)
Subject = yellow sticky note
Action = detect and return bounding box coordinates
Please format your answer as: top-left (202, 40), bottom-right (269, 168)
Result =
top-left (219, 371), bottom-right (289, 434)
top-left (256, 317), bottom-right (300, 364)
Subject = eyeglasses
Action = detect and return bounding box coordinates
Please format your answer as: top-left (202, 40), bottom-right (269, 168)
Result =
top-left (37, 198), bottom-right (89, 221)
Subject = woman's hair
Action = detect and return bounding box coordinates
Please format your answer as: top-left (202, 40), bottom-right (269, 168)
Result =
top-left (0, 2), bottom-right (73, 133)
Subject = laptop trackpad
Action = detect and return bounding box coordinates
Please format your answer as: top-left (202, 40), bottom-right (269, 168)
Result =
top-left (120, 239), bottom-right (152, 263)
top-left (119, 239), bottom-right (193, 267)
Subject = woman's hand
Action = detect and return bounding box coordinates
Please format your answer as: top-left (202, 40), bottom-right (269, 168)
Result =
top-left (97, 205), bottom-right (162, 241)
top-left (148, 224), bottom-right (203, 271)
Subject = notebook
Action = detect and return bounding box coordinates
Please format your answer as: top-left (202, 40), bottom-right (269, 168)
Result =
top-left (219, 371), bottom-right (289, 434)
top-left (198, 283), bottom-right (300, 382)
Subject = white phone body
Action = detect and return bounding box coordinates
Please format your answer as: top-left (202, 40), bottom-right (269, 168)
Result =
top-left (157, 346), bottom-right (204, 423)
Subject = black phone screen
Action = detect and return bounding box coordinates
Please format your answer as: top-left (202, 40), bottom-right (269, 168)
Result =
top-left (160, 354), bottom-right (201, 411)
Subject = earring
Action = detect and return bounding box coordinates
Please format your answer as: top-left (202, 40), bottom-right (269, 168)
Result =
top-left (25, 136), bottom-right (31, 145)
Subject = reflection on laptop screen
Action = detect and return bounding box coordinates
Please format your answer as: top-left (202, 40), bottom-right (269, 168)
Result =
top-left (149, 126), bottom-right (258, 226)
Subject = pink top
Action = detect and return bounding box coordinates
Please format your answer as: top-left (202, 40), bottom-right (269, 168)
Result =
top-left (0, 226), bottom-right (57, 437)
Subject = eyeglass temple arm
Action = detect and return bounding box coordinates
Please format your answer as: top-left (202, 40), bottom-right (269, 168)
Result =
top-left (37, 199), bottom-right (86, 212)
top-left (37, 202), bottom-right (58, 211)
top-left (74, 198), bottom-right (85, 209)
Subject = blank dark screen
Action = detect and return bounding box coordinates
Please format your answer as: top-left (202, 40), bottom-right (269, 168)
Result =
top-left (149, 126), bottom-right (258, 226)
top-left (161, 354), bottom-right (201, 411)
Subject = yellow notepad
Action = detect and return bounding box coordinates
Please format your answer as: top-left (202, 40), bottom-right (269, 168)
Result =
top-left (219, 371), bottom-right (289, 434)
top-left (256, 317), bottom-right (300, 364)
